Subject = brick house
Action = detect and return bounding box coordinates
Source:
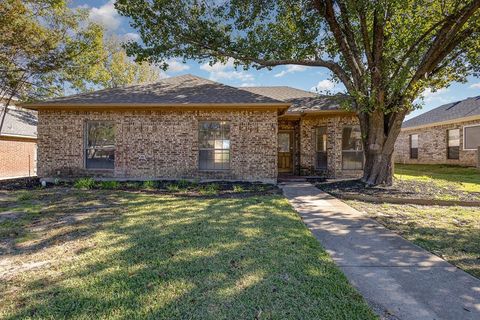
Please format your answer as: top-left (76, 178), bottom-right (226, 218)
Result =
top-left (0, 99), bottom-right (38, 178)
top-left (22, 74), bottom-right (364, 183)
top-left (395, 96), bottom-right (480, 166)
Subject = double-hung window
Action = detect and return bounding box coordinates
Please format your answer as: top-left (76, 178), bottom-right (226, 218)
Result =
top-left (447, 129), bottom-right (460, 159)
top-left (198, 121), bottom-right (230, 170)
top-left (85, 121), bottom-right (115, 169)
top-left (315, 126), bottom-right (328, 169)
top-left (410, 134), bottom-right (419, 159)
top-left (342, 126), bottom-right (363, 170)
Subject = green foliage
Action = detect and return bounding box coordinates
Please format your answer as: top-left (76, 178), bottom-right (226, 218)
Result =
top-left (166, 183), bottom-right (180, 192)
top-left (74, 178), bottom-right (96, 190)
top-left (233, 185), bottom-right (245, 193)
top-left (142, 180), bottom-right (156, 190)
top-left (16, 191), bottom-right (34, 202)
top-left (199, 183), bottom-right (219, 195)
top-left (99, 181), bottom-right (120, 190)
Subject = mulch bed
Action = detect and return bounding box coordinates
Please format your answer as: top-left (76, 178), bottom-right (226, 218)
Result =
top-left (0, 177), bottom-right (41, 190)
top-left (317, 178), bottom-right (480, 203)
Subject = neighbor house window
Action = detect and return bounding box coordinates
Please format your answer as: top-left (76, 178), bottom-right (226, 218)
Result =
top-left (447, 129), bottom-right (460, 159)
top-left (198, 121), bottom-right (230, 170)
top-left (464, 125), bottom-right (480, 150)
top-left (342, 126), bottom-right (363, 170)
top-left (410, 134), bottom-right (418, 159)
top-left (315, 126), bottom-right (328, 169)
top-left (85, 121), bottom-right (115, 169)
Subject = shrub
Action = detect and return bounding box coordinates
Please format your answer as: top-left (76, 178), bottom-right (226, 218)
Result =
top-left (199, 183), bottom-right (219, 195)
top-left (142, 180), bottom-right (156, 190)
top-left (177, 179), bottom-right (190, 189)
top-left (74, 178), bottom-right (96, 190)
top-left (233, 185), bottom-right (245, 193)
top-left (99, 181), bottom-right (120, 189)
top-left (166, 183), bottom-right (180, 192)
top-left (17, 191), bottom-right (34, 201)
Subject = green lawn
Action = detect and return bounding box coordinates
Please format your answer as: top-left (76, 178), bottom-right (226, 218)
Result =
top-left (395, 164), bottom-right (480, 193)
top-left (0, 189), bottom-right (375, 320)
top-left (348, 200), bottom-right (480, 279)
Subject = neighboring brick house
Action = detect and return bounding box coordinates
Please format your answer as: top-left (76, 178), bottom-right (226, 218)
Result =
top-left (0, 99), bottom-right (38, 178)
top-left (22, 74), bottom-right (364, 183)
top-left (395, 96), bottom-right (480, 166)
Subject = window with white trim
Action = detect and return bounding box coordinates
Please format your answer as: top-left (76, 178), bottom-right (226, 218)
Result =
top-left (85, 121), bottom-right (115, 169)
top-left (198, 121), bottom-right (230, 170)
top-left (464, 125), bottom-right (480, 150)
top-left (315, 126), bottom-right (328, 169)
top-left (342, 126), bottom-right (363, 170)
top-left (410, 134), bottom-right (418, 159)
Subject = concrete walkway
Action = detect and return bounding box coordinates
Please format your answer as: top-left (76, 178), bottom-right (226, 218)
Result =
top-left (281, 182), bottom-right (480, 320)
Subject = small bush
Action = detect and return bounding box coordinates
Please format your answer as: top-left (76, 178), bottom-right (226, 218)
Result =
top-left (74, 178), bottom-right (96, 190)
top-left (143, 180), bottom-right (156, 190)
top-left (99, 181), bottom-right (120, 189)
top-left (199, 183), bottom-right (219, 195)
top-left (177, 179), bottom-right (190, 189)
top-left (17, 191), bottom-right (34, 201)
top-left (166, 183), bottom-right (180, 192)
top-left (125, 182), bottom-right (141, 190)
top-left (233, 185), bottom-right (245, 193)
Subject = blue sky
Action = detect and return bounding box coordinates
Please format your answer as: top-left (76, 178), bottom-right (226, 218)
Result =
top-left (74, 0), bottom-right (480, 120)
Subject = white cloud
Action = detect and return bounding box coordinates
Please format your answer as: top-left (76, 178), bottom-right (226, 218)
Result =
top-left (165, 59), bottom-right (190, 72)
top-left (310, 79), bottom-right (335, 92)
top-left (274, 65), bottom-right (308, 78)
top-left (421, 88), bottom-right (448, 102)
top-left (200, 59), bottom-right (254, 82)
top-left (469, 83), bottom-right (480, 89)
top-left (119, 32), bottom-right (140, 42)
top-left (89, 0), bottom-right (122, 31)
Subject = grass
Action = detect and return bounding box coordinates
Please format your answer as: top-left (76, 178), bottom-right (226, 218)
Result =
top-left (0, 189), bottom-right (375, 319)
top-left (395, 164), bottom-right (480, 193)
top-left (347, 200), bottom-right (480, 279)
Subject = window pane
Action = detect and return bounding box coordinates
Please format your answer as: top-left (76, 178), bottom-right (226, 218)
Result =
top-left (342, 151), bottom-right (363, 170)
top-left (316, 127), bottom-right (327, 152)
top-left (448, 146), bottom-right (459, 160)
top-left (448, 129), bottom-right (460, 147)
top-left (465, 125), bottom-right (480, 150)
top-left (86, 121), bottom-right (115, 169)
top-left (342, 126), bottom-right (362, 151)
top-left (86, 148), bottom-right (115, 169)
top-left (316, 152), bottom-right (327, 170)
top-left (278, 133), bottom-right (290, 152)
top-left (410, 148), bottom-right (418, 159)
top-left (410, 134), bottom-right (418, 148)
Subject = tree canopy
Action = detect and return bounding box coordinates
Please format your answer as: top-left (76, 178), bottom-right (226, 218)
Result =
top-left (116, 0), bottom-right (480, 185)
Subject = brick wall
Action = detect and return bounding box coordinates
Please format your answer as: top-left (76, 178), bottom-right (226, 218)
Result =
top-left (0, 138), bottom-right (37, 178)
top-left (299, 114), bottom-right (362, 178)
top-left (37, 109), bottom-right (278, 183)
top-left (394, 119), bottom-right (479, 166)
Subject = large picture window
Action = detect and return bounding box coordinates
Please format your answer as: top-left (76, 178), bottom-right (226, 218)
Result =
top-left (464, 125), bottom-right (480, 150)
top-left (410, 134), bottom-right (419, 159)
top-left (315, 126), bottom-right (327, 169)
top-left (198, 121), bottom-right (230, 170)
top-left (447, 129), bottom-right (460, 160)
top-left (342, 126), bottom-right (363, 170)
top-left (85, 121), bottom-right (115, 169)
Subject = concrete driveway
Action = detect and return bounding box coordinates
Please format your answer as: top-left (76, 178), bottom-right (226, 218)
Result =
top-left (281, 182), bottom-right (480, 320)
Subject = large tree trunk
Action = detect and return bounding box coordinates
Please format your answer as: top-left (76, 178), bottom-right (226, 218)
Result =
top-left (359, 109), bottom-right (404, 186)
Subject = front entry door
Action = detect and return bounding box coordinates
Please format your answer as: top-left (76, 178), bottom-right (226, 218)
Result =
top-left (278, 131), bottom-right (293, 173)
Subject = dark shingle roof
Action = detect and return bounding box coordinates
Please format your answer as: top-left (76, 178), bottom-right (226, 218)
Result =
top-left (403, 96), bottom-right (480, 128)
top-left (241, 86), bottom-right (347, 114)
top-left (24, 74), bottom-right (285, 107)
top-left (0, 106), bottom-right (37, 138)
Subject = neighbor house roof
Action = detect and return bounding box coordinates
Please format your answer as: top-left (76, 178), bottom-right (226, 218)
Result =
top-left (403, 96), bottom-right (480, 129)
top-left (0, 106), bottom-right (37, 139)
top-left (21, 74), bottom-right (290, 110)
top-left (241, 86), bottom-right (348, 114)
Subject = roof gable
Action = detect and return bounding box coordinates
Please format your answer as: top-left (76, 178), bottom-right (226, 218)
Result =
top-left (403, 96), bottom-right (480, 128)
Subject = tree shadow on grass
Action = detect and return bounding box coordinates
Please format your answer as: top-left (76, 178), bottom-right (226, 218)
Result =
top-left (2, 192), bottom-right (375, 320)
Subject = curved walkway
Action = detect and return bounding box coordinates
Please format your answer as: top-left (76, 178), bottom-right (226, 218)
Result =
top-left (281, 182), bottom-right (480, 320)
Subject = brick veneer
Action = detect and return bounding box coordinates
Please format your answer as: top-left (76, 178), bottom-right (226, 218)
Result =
top-left (299, 114), bottom-right (362, 178)
top-left (37, 109), bottom-right (278, 183)
top-left (0, 138), bottom-right (37, 178)
top-left (394, 119), bottom-right (480, 166)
